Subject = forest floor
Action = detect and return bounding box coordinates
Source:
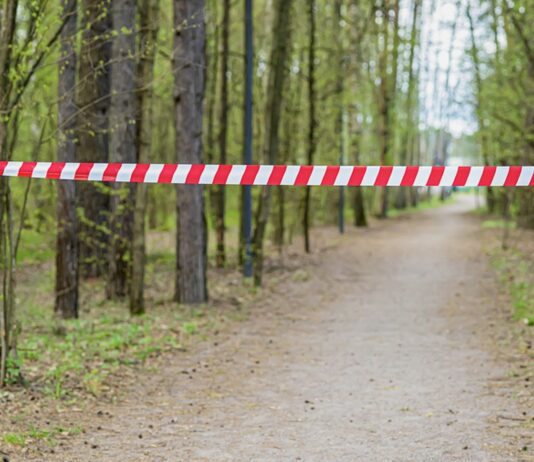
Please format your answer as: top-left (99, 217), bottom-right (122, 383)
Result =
top-left (2, 193), bottom-right (534, 461)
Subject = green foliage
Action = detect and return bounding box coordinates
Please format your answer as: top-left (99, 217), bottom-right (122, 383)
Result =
top-left (3, 432), bottom-right (26, 447)
top-left (181, 321), bottom-right (198, 335)
top-left (481, 219), bottom-right (517, 230)
top-left (2, 425), bottom-right (83, 448)
top-left (492, 253), bottom-right (534, 326)
top-left (4, 357), bottom-right (23, 385)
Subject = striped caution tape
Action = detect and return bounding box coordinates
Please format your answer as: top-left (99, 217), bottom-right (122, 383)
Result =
top-left (0, 162), bottom-right (533, 186)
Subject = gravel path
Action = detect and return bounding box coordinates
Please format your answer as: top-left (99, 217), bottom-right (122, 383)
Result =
top-left (47, 195), bottom-right (520, 461)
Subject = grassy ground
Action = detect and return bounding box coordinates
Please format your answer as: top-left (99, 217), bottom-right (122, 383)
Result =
top-left (486, 226), bottom-right (534, 325)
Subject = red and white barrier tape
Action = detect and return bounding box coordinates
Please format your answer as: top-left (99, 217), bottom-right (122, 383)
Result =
top-left (0, 162), bottom-right (533, 186)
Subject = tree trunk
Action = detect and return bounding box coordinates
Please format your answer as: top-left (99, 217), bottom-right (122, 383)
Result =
top-left (214, 0), bottom-right (230, 268)
top-left (252, 0), bottom-right (293, 286)
top-left (55, 0), bottom-right (79, 319)
top-left (507, 8), bottom-right (534, 228)
top-left (467, 3), bottom-right (496, 212)
top-left (130, 0), bottom-right (159, 314)
top-left (173, 0), bottom-right (208, 303)
top-left (77, 0), bottom-right (112, 278)
top-left (377, 0), bottom-right (390, 218)
top-left (0, 0), bottom-right (19, 386)
top-left (395, 0), bottom-right (419, 210)
top-left (106, 0), bottom-right (137, 299)
top-left (303, 0), bottom-right (316, 254)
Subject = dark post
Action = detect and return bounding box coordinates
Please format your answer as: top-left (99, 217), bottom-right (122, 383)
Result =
top-left (338, 111), bottom-right (345, 234)
top-left (243, 0), bottom-right (254, 277)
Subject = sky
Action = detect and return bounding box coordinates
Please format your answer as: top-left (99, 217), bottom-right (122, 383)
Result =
top-left (418, 0), bottom-right (479, 137)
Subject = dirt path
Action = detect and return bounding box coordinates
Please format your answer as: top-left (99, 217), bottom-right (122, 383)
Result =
top-left (46, 195), bottom-right (524, 461)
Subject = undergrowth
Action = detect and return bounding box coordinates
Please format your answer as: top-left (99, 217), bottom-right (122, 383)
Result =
top-left (491, 250), bottom-right (534, 326)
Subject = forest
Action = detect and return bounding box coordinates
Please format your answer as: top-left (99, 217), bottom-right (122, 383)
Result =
top-left (0, 0), bottom-right (533, 459)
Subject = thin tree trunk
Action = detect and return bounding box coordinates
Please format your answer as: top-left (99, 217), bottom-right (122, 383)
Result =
top-left (205, 0), bottom-right (219, 265)
top-left (214, 0), bottom-right (230, 268)
top-left (395, 0), bottom-right (419, 210)
top-left (252, 0), bottom-right (293, 286)
top-left (303, 0), bottom-right (316, 254)
top-left (467, 3), bottom-right (496, 212)
top-left (377, 0), bottom-right (390, 218)
top-left (334, 0), bottom-right (346, 234)
top-left (0, 0), bottom-right (19, 386)
top-left (173, 0), bottom-right (208, 303)
top-left (55, 0), bottom-right (79, 319)
top-left (276, 50), bottom-right (304, 253)
top-left (377, 0), bottom-right (399, 217)
top-left (351, 117), bottom-right (368, 227)
top-left (130, 0), bottom-right (159, 314)
top-left (77, 0), bottom-right (112, 278)
top-left (106, 0), bottom-right (138, 299)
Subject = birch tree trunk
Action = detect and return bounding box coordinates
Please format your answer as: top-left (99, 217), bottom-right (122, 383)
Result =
top-left (173, 0), bottom-right (208, 303)
top-left (55, 0), bottom-right (79, 319)
top-left (107, 0), bottom-right (137, 299)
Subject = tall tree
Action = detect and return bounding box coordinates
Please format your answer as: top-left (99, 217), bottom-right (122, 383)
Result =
top-left (77, 0), bottom-right (112, 277)
top-left (0, 0), bottom-right (19, 386)
top-left (303, 0), bottom-right (317, 254)
top-left (107, 0), bottom-right (137, 299)
top-left (467, 3), bottom-right (496, 212)
top-left (55, 0), bottom-right (79, 319)
top-left (173, 0), bottom-right (208, 303)
top-left (395, 0), bottom-right (420, 209)
top-left (376, 0), bottom-right (399, 218)
top-left (507, 5), bottom-right (534, 228)
top-left (131, 0), bottom-right (160, 314)
top-left (252, 0), bottom-right (294, 286)
top-left (348, 0), bottom-right (370, 227)
top-left (214, 0), bottom-right (230, 268)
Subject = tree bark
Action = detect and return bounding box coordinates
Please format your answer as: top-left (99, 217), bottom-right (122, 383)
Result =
top-left (130, 0), bottom-right (159, 314)
top-left (303, 0), bottom-right (316, 254)
top-left (351, 116), bottom-right (368, 227)
top-left (252, 0), bottom-right (293, 286)
top-left (214, 0), bottom-right (230, 268)
top-left (77, 0), bottom-right (112, 278)
top-left (0, 0), bottom-right (19, 386)
top-left (377, 0), bottom-right (390, 218)
top-left (55, 0), bottom-right (79, 319)
top-left (467, 3), bottom-right (496, 212)
top-left (395, 0), bottom-right (419, 210)
top-left (173, 0), bottom-right (208, 303)
top-left (106, 0), bottom-right (137, 299)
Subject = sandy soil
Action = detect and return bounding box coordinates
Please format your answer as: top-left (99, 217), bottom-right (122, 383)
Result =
top-left (24, 195), bottom-right (532, 461)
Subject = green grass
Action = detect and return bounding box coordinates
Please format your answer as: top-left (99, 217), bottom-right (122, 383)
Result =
top-left (2, 426), bottom-right (83, 448)
top-left (16, 228), bottom-right (55, 264)
top-left (14, 310), bottom-right (202, 395)
top-left (11, 268), bottom-right (223, 393)
top-left (492, 254), bottom-right (534, 326)
top-left (482, 219), bottom-right (517, 229)
top-left (3, 432), bottom-right (26, 446)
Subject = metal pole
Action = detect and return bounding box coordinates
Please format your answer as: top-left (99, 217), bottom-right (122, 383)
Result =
top-left (243, 0), bottom-right (253, 278)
